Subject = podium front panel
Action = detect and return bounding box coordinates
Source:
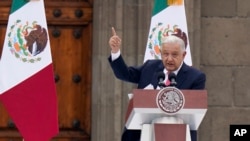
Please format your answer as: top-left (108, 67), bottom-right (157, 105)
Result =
top-left (154, 124), bottom-right (186, 141)
top-left (125, 89), bottom-right (207, 130)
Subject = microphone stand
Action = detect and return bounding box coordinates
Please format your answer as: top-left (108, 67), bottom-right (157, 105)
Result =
top-left (158, 82), bottom-right (166, 89)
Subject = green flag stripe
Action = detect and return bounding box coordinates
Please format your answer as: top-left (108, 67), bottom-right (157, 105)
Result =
top-left (10, 0), bottom-right (28, 14)
top-left (152, 0), bottom-right (169, 16)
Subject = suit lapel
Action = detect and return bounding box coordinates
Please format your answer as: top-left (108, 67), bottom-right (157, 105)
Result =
top-left (151, 62), bottom-right (165, 89)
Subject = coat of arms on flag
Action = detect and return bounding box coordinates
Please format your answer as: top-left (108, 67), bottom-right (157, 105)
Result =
top-left (8, 20), bottom-right (48, 62)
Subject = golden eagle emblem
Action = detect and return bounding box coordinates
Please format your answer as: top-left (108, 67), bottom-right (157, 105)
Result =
top-left (7, 19), bottom-right (48, 63)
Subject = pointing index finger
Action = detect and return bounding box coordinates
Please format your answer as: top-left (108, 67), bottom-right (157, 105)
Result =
top-left (112, 27), bottom-right (117, 36)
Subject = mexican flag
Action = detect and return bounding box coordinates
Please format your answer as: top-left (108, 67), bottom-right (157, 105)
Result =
top-left (144, 0), bottom-right (192, 66)
top-left (0, 0), bottom-right (58, 141)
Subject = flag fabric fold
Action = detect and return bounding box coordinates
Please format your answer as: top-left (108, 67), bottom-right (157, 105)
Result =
top-left (144, 0), bottom-right (192, 66)
top-left (0, 0), bottom-right (58, 140)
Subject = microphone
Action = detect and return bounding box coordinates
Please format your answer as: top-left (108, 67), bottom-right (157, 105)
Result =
top-left (168, 72), bottom-right (177, 87)
top-left (157, 72), bottom-right (166, 88)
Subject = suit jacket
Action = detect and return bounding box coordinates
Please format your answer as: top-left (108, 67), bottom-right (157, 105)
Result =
top-left (109, 55), bottom-right (206, 90)
top-left (109, 55), bottom-right (205, 141)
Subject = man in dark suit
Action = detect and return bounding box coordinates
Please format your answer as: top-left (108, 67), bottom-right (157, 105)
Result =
top-left (108, 27), bottom-right (206, 141)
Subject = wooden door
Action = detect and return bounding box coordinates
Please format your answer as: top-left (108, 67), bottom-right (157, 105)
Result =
top-left (0, 0), bottom-right (92, 141)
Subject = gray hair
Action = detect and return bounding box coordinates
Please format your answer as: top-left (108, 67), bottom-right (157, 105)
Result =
top-left (160, 35), bottom-right (186, 52)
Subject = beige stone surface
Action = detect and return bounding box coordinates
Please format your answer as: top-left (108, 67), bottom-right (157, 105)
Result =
top-left (201, 66), bottom-right (233, 106)
top-left (201, 18), bottom-right (250, 65)
top-left (201, 0), bottom-right (237, 17)
top-left (234, 67), bottom-right (250, 106)
top-left (237, 0), bottom-right (250, 17)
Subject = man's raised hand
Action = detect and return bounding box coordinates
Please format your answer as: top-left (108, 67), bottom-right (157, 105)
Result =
top-left (109, 27), bottom-right (121, 53)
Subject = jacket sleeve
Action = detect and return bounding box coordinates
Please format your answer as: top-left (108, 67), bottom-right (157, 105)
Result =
top-left (108, 55), bottom-right (142, 84)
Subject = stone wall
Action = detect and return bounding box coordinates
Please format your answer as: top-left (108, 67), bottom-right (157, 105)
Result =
top-left (92, 0), bottom-right (250, 141)
top-left (199, 0), bottom-right (250, 141)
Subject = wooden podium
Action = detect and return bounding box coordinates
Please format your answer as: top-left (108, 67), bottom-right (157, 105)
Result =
top-left (125, 89), bottom-right (207, 141)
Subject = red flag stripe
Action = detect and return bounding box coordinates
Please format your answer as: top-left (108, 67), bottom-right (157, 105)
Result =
top-left (0, 64), bottom-right (58, 141)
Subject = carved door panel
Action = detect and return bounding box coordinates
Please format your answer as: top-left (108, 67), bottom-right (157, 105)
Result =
top-left (0, 1), bottom-right (92, 141)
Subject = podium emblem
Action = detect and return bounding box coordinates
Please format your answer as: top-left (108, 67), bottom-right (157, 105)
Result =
top-left (156, 87), bottom-right (185, 115)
